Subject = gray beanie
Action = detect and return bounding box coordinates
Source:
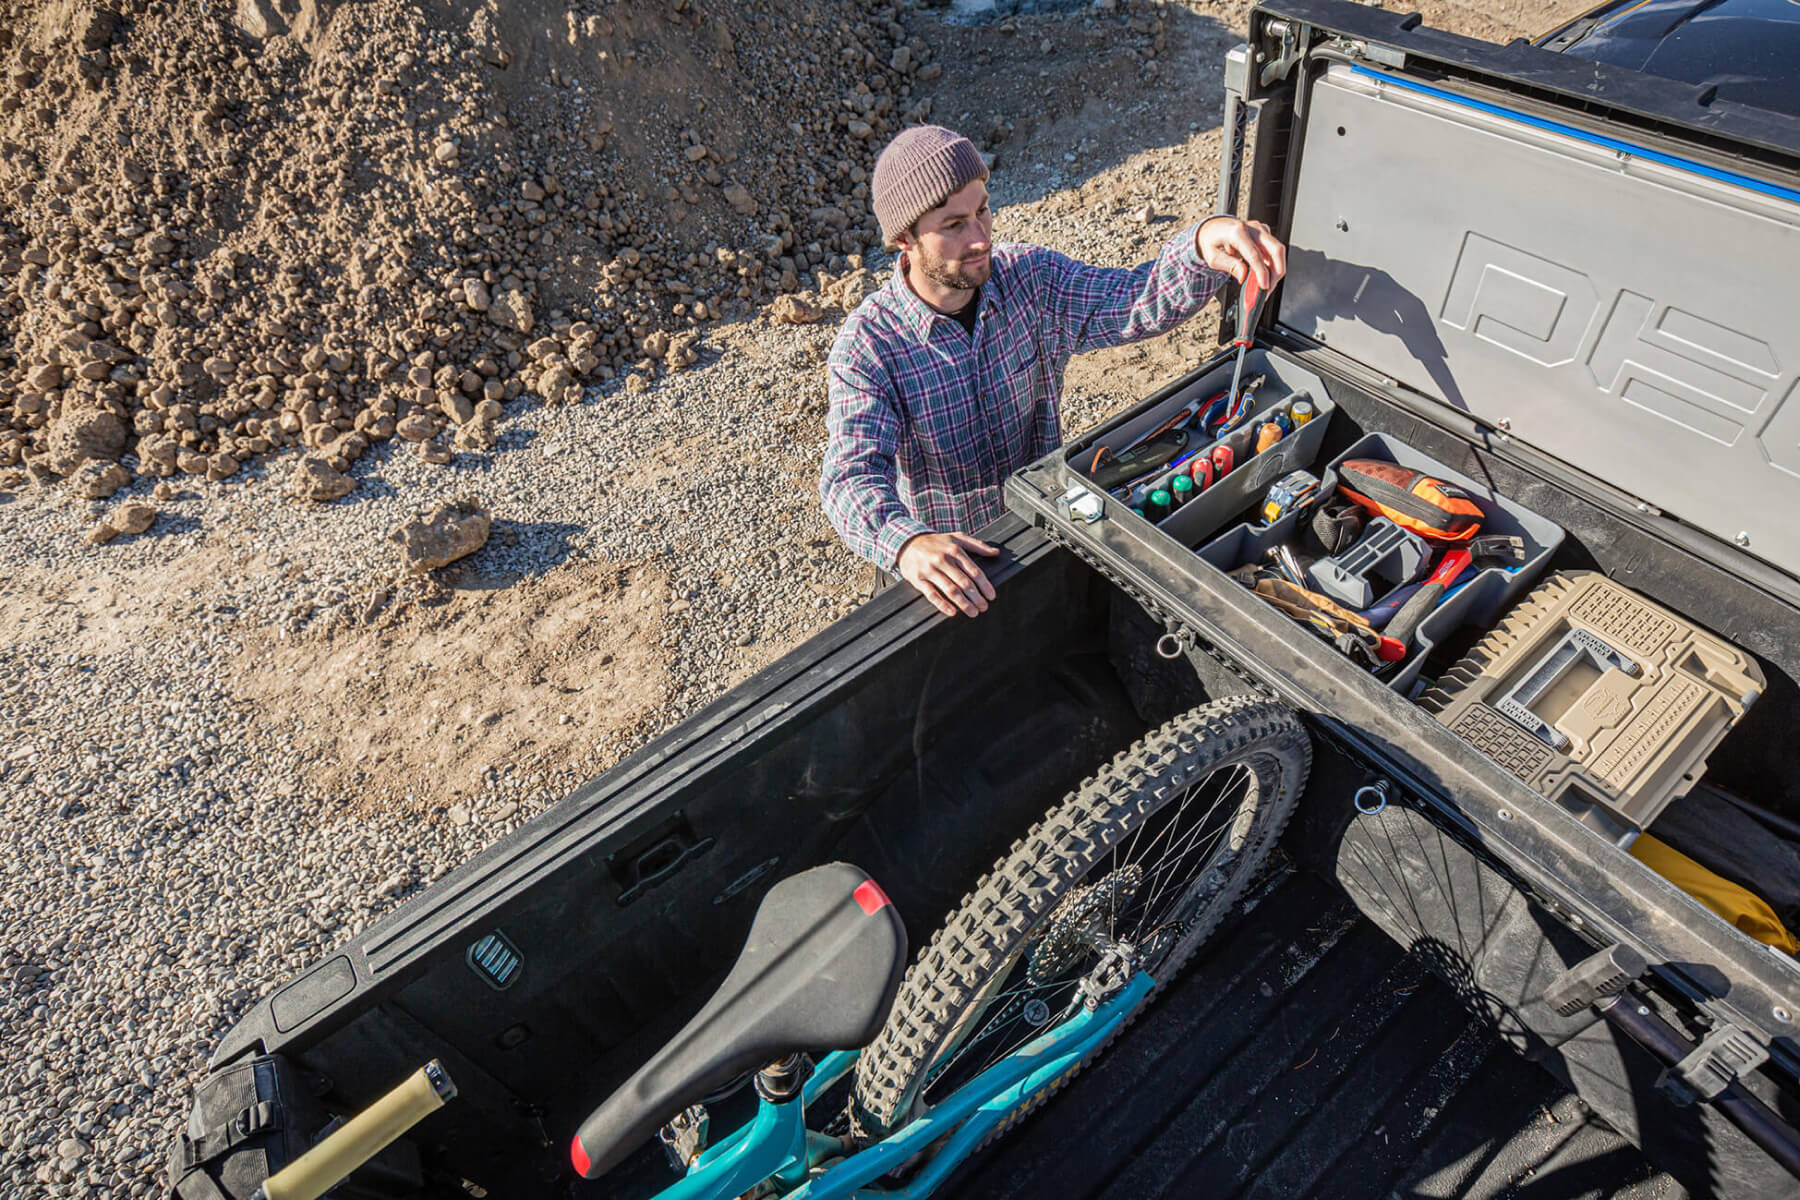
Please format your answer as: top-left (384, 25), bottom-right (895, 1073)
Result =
top-left (871, 125), bottom-right (990, 246)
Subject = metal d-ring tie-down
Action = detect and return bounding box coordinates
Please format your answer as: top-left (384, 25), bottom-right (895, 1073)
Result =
top-left (1155, 631), bottom-right (1190, 660)
top-left (1354, 779), bottom-right (1391, 815)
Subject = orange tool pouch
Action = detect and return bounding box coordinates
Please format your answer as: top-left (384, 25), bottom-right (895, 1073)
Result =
top-left (1335, 460), bottom-right (1484, 543)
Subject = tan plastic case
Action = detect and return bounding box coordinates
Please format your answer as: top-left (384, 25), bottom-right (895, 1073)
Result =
top-left (1419, 572), bottom-right (1764, 840)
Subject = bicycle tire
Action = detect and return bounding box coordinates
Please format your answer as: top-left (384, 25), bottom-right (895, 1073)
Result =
top-left (850, 695), bottom-right (1311, 1137)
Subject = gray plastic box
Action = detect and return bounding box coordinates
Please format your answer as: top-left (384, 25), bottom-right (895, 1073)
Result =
top-left (1196, 433), bottom-right (1567, 693)
top-left (1058, 349), bottom-right (1336, 549)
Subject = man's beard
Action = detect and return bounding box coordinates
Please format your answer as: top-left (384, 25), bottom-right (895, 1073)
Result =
top-left (916, 243), bottom-right (991, 291)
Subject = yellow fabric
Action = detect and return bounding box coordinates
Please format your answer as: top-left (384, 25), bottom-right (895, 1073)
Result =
top-left (1631, 834), bottom-right (1799, 955)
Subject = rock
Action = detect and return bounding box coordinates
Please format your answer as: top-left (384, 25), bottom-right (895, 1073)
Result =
top-left (847, 119), bottom-right (873, 140)
top-left (389, 501), bottom-right (491, 573)
top-left (56, 1138), bottom-right (89, 1162)
top-left (112, 501), bottom-right (156, 535)
top-left (453, 420), bottom-right (497, 452)
top-left (537, 364), bottom-right (577, 405)
top-left (624, 372), bottom-right (649, 395)
top-left (395, 414), bottom-right (436, 442)
top-left (890, 45), bottom-right (912, 72)
top-left (27, 363), bottom-right (63, 390)
top-left (177, 449), bottom-right (210, 475)
top-left (441, 392), bottom-right (475, 425)
top-left (432, 140), bottom-right (459, 164)
top-left (288, 455), bottom-right (353, 502)
top-left (137, 436), bottom-right (180, 476)
top-left (87, 521), bottom-right (119, 545)
top-left (462, 279), bottom-right (491, 312)
top-left (447, 804), bottom-right (471, 826)
top-left (1135, 202), bottom-right (1156, 224)
top-left (417, 438), bottom-right (453, 464)
top-left (46, 409), bottom-right (127, 471)
top-left (205, 452), bottom-right (239, 481)
top-left (487, 287), bottom-right (533, 334)
top-left (722, 183), bottom-right (757, 217)
top-left (917, 61), bottom-right (943, 81)
top-left (771, 294), bottom-right (822, 325)
top-left (665, 331), bottom-right (701, 369)
top-left (70, 461), bottom-right (130, 499)
top-left (829, 269), bottom-right (878, 310)
top-left (642, 330), bottom-right (671, 359)
top-left (684, 144), bottom-right (709, 162)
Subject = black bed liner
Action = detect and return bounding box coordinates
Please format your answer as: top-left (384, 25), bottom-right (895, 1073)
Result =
top-left (966, 864), bottom-right (1682, 1200)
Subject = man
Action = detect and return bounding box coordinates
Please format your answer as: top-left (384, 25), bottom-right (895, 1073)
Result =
top-left (821, 124), bottom-right (1287, 619)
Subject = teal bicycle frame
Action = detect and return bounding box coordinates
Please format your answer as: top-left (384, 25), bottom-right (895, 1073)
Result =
top-left (646, 971), bottom-right (1154, 1200)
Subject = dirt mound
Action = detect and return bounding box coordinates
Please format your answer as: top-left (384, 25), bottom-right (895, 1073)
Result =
top-left (0, 0), bottom-right (928, 487)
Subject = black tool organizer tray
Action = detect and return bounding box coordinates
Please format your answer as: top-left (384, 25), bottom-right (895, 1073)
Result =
top-left (1198, 434), bottom-right (1566, 692)
top-left (1057, 349), bottom-right (1338, 545)
top-left (1044, 352), bottom-right (1566, 692)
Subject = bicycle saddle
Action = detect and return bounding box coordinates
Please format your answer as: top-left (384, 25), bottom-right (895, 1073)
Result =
top-left (570, 862), bottom-right (907, 1180)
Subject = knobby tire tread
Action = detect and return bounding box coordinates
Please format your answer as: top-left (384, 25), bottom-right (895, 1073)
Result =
top-left (850, 695), bottom-right (1311, 1139)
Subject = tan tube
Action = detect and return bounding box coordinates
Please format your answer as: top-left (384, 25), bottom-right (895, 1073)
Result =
top-left (258, 1060), bottom-right (457, 1200)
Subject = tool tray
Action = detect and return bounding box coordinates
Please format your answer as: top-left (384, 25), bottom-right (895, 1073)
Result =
top-left (1056, 349), bottom-right (1338, 546)
top-left (1196, 432), bottom-right (1567, 692)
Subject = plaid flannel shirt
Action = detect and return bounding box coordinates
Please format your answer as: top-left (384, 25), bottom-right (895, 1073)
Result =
top-left (821, 221), bottom-right (1228, 570)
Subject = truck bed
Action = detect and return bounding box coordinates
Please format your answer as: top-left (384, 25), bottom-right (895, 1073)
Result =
top-left (961, 863), bottom-right (1682, 1200)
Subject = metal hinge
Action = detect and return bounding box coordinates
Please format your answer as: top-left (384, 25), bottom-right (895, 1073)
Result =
top-left (1257, 19), bottom-right (1306, 88)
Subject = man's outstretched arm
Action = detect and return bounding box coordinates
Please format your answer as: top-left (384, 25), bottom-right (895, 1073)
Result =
top-left (1033, 215), bottom-right (1287, 357)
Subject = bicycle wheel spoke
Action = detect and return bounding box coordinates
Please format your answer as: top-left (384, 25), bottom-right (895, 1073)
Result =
top-left (1134, 767), bottom-right (1249, 915)
top-left (1122, 764), bottom-right (1251, 943)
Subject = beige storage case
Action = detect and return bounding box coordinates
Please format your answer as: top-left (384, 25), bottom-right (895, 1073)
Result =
top-left (1419, 572), bottom-right (1764, 839)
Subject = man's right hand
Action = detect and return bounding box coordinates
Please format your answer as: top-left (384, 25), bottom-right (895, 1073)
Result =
top-left (897, 531), bottom-right (1000, 618)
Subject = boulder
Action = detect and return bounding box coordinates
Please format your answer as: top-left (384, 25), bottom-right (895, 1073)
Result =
top-left (288, 455), bottom-right (354, 501)
top-left (389, 501), bottom-right (491, 573)
top-left (45, 409), bottom-right (127, 472)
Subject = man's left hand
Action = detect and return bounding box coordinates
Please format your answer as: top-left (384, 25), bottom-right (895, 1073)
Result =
top-left (1197, 216), bottom-right (1287, 293)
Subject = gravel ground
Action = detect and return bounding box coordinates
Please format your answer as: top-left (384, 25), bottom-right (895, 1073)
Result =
top-left (0, 2), bottom-right (1597, 1196)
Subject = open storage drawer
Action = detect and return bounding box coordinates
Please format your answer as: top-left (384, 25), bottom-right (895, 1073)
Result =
top-left (1009, 344), bottom-right (1800, 1186)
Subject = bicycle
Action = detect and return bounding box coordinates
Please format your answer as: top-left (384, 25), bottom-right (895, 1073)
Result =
top-left (252, 696), bottom-right (1309, 1200)
top-left (572, 695), bottom-right (1310, 1197)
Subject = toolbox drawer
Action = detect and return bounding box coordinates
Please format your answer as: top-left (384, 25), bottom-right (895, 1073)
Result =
top-left (1006, 343), bottom-right (1800, 1059)
top-left (1196, 431), bottom-right (1567, 694)
top-left (1058, 349), bottom-right (1337, 549)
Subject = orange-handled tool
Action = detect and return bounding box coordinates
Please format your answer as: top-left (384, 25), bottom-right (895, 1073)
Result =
top-left (1384, 547), bottom-right (1473, 649)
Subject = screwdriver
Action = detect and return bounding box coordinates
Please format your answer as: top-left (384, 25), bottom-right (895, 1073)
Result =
top-left (1224, 268), bottom-right (1269, 414)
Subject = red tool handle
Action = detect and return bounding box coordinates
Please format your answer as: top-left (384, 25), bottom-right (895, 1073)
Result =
top-left (1232, 273), bottom-right (1265, 347)
top-left (1384, 548), bottom-right (1473, 649)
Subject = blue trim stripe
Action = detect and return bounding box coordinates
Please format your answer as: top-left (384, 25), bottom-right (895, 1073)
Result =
top-left (1347, 65), bottom-right (1800, 208)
